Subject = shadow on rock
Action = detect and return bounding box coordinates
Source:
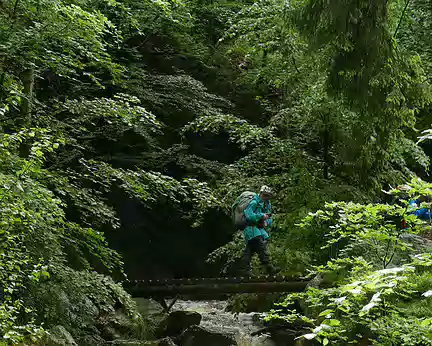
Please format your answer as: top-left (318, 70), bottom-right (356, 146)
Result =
top-left (177, 325), bottom-right (237, 346)
top-left (156, 311), bottom-right (202, 338)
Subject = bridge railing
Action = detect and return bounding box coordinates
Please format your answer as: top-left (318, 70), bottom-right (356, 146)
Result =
top-left (124, 276), bottom-right (309, 299)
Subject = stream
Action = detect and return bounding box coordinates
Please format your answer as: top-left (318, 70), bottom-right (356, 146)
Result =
top-left (168, 299), bottom-right (284, 346)
top-left (133, 297), bottom-right (299, 346)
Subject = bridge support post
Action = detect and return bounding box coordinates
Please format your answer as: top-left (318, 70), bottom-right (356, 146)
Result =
top-left (155, 298), bottom-right (168, 311)
top-left (155, 295), bottom-right (179, 313)
top-left (166, 295), bottom-right (179, 312)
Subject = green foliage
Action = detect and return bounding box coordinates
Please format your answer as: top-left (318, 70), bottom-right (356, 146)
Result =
top-left (267, 256), bottom-right (432, 345)
top-left (396, 0), bottom-right (432, 80)
top-left (266, 179), bottom-right (432, 345)
top-left (418, 129), bottom-right (432, 144)
top-left (0, 0), bottom-right (122, 86)
top-left (0, 124), bottom-right (133, 343)
top-left (183, 114), bottom-right (275, 150)
top-left (215, 0), bottom-right (432, 189)
top-left (29, 265), bottom-right (146, 343)
top-left (127, 71), bottom-right (231, 127)
top-left (0, 0), bottom-right (431, 343)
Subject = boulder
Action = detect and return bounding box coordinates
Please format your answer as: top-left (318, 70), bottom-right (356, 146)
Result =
top-left (177, 325), bottom-right (236, 346)
top-left (157, 311), bottom-right (202, 337)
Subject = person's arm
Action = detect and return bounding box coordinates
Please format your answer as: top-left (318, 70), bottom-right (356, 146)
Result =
top-left (244, 200), bottom-right (265, 225)
top-left (265, 202), bottom-right (273, 228)
top-left (266, 216), bottom-right (273, 229)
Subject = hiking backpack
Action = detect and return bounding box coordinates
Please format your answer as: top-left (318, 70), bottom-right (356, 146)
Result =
top-left (231, 191), bottom-right (256, 230)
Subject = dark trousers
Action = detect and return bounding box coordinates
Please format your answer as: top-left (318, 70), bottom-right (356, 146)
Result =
top-left (244, 236), bottom-right (274, 275)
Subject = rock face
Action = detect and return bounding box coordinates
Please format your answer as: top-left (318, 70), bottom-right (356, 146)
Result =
top-left (178, 325), bottom-right (237, 346)
top-left (157, 311), bottom-right (202, 337)
top-left (45, 325), bottom-right (78, 346)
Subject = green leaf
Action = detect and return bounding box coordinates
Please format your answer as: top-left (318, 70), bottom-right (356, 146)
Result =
top-left (319, 309), bottom-right (334, 317)
top-left (328, 319), bottom-right (341, 326)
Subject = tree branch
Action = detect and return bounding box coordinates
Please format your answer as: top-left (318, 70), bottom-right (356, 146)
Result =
top-left (292, 56), bottom-right (300, 74)
top-left (394, 0), bottom-right (411, 38)
top-left (12, 0), bottom-right (19, 18)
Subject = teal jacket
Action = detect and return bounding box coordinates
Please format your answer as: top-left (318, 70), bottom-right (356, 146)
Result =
top-left (243, 194), bottom-right (273, 242)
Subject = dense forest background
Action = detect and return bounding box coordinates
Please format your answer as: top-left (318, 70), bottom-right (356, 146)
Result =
top-left (1, 0), bottom-right (432, 344)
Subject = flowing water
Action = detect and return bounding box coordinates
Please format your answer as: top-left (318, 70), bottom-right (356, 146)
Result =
top-left (170, 300), bottom-right (275, 346)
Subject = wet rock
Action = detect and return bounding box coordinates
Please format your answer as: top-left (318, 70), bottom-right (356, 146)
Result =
top-left (237, 332), bottom-right (275, 346)
top-left (159, 337), bottom-right (178, 346)
top-left (157, 311), bottom-right (202, 337)
top-left (400, 233), bottom-right (432, 251)
top-left (178, 325), bottom-right (236, 346)
top-left (107, 342), bottom-right (148, 346)
top-left (251, 313), bottom-right (262, 323)
top-left (108, 337), bottom-right (177, 346)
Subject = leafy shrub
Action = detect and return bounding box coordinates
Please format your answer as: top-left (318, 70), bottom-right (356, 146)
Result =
top-left (266, 179), bottom-right (432, 345)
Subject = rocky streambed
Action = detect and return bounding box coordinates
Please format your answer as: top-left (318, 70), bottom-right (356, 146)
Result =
top-left (123, 298), bottom-right (305, 346)
top-left (165, 300), bottom-right (270, 345)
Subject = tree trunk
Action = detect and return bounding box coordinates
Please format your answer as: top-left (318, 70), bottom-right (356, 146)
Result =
top-left (323, 128), bottom-right (330, 179)
top-left (20, 67), bottom-right (34, 126)
top-left (322, 112), bottom-right (331, 180)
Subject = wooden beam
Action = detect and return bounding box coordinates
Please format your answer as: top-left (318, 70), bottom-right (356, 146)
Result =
top-left (124, 277), bottom-right (309, 299)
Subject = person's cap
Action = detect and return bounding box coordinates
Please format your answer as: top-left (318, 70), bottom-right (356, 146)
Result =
top-left (260, 185), bottom-right (274, 198)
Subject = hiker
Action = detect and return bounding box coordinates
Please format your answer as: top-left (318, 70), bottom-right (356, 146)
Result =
top-left (409, 195), bottom-right (432, 221)
top-left (242, 185), bottom-right (277, 276)
top-left (389, 185), bottom-right (432, 230)
top-left (395, 185), bottom-right (432, 221)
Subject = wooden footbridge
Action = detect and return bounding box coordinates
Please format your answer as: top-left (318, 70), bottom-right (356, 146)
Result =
top-left (124, 275), bottom-right (309, 299)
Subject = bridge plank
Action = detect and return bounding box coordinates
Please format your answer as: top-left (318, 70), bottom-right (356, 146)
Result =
top-left (124, 277), bottom-right (309, 299)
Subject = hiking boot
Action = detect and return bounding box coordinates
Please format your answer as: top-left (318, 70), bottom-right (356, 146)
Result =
top-left (265, 264), bottom-right (279, 276)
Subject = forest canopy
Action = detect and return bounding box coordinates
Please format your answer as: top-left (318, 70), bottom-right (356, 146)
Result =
top-left (0, 0), bottom-right (432, 344)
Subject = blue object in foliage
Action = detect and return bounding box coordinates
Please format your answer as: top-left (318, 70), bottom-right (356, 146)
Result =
top-left (409, 200), bottom-right (432, 221)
